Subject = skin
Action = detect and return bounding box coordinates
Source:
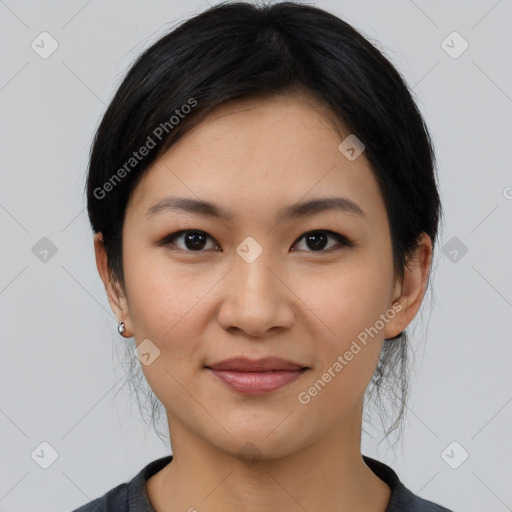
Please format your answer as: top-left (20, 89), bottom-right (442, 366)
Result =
top-left (94, 91), bottom-right (432, 512)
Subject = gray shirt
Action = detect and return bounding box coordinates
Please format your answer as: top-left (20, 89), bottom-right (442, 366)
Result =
top-left (71, 455), bottom-right (453, 511)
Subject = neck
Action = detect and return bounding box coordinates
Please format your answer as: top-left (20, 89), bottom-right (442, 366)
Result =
top-left (147, 402), bottom-right (390, 512)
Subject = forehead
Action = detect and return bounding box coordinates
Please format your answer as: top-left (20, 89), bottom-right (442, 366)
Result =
top-left (125, 93), bottom-right (386, 228)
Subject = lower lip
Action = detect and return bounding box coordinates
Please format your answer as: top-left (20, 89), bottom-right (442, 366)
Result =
top-left (207, 368), bottom-right (307, 395)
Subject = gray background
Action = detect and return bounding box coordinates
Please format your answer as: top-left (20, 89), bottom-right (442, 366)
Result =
top-left (1, 0), bottom-right (511, 511)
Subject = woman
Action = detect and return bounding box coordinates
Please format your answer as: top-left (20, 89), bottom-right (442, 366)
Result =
top-left (73, 2), bottom-right (452, 510)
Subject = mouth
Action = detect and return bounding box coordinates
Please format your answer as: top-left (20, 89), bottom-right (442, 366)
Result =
top-left (205, 357), bottom-right (310, 395)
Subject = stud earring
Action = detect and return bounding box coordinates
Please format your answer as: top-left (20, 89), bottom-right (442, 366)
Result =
top-left (118, 321), bottom-right (126, 335)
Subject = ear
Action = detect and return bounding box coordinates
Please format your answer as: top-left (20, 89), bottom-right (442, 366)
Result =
top-left (383, 232), bottom-right (433, 339)
top-left (93, 232), bottom-right (133, 337)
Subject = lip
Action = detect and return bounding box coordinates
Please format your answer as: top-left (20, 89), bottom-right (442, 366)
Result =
top-left (207, 357), bottom-right (306, 372)
top-left (205, 357), bottom-right (309, 395)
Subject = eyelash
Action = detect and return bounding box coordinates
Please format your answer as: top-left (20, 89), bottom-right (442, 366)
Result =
top-left (157, 229), bottom-right (354, 254)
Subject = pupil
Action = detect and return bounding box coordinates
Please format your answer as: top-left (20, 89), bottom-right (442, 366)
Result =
top-left (307, 233), bottom-right (327, 251)
top-left (185, 231), bottom-right (206, 250)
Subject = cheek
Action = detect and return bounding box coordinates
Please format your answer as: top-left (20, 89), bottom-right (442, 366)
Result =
top-left (296, 347), bottom-right (380, 434)
top-left (123, 241), bottom-right (206, 336)
top-left (294, 266), bottom-right (389, 418)
top-left (121, 254), bottom-right (212, 390)
top-left (296, 255), bottom-right (393, 345)
top-left (292, 253), bottom-right (392, 404)
top-left (123, 254), bottom-right (213, 409)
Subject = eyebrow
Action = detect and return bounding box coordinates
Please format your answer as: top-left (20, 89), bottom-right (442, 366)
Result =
top-left (145, 195), bottom-right (365, 221)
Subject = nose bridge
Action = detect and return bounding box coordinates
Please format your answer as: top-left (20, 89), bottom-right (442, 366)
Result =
top-left (233, 235), bottom-right (280, 303)
top-left (217, 235), bottom-right (293, 336)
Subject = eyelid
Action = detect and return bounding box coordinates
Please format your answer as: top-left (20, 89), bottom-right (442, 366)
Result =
top-left (291, 229), bottom-right (354, 250)
top-left (157, 230), bottom-right (220, 250)
top-left (158, 228), bottom-right (354, 253)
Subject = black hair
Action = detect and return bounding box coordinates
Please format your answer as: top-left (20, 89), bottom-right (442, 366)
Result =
top-left (86, 1), bottom-right (442, 444)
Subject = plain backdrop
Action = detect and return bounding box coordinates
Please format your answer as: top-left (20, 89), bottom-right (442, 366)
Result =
top-left (0, 1), bottom-right (511, 511)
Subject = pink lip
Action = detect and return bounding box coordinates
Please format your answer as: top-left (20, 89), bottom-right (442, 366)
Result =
top-left (205, 357), bottom-right (309, 395)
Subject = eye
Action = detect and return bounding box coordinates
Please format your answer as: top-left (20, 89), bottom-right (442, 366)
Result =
top-left (291, 230), bottom-right (352, 252)
top-left (158, 230), bottom-right (221, 252)
top-left (158, 229), bottom-right (352, 253)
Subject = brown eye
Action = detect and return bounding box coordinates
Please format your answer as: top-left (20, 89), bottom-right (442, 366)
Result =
top-left (291, 230), bottom-right (352, 252)
top-left (158, 229), bottom-right (352, 253)
top-left (159, 230), bottom-right (220, 252)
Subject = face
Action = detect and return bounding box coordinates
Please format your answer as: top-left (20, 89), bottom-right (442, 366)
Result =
top-left (97, 92), bottom-right (428, 460)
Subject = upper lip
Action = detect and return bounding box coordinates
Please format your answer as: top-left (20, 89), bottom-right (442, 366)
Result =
top-left (206, 357), bottom-right (308, 372)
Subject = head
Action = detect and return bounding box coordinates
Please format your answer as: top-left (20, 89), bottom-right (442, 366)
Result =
top-left (87, 2), bottom-right (442, 453)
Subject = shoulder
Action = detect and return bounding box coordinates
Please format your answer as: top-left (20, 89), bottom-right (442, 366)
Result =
top-left (389, 484), bottom-right (454, 512)
top-left (362, 455), bottom-right (454, 512)
top-left (70, 482), bottom-right (128, 512)
top-left (70, 455), bottom-right (173, 512)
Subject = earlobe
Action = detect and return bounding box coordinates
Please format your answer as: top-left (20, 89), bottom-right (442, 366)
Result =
top-left (383, 233), bottom-right (433, 340)
top-left (383, 300), bottom-right (406, 340)
top-left (93, 233), bottom-right (133, 337)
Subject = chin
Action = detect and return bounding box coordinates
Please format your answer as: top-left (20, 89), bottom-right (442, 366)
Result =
top-left (206, 421), bottom-right (311, 462)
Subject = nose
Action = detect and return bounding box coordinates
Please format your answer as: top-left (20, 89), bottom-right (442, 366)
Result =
top-left (216, 247), bottom-right (295, 338)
